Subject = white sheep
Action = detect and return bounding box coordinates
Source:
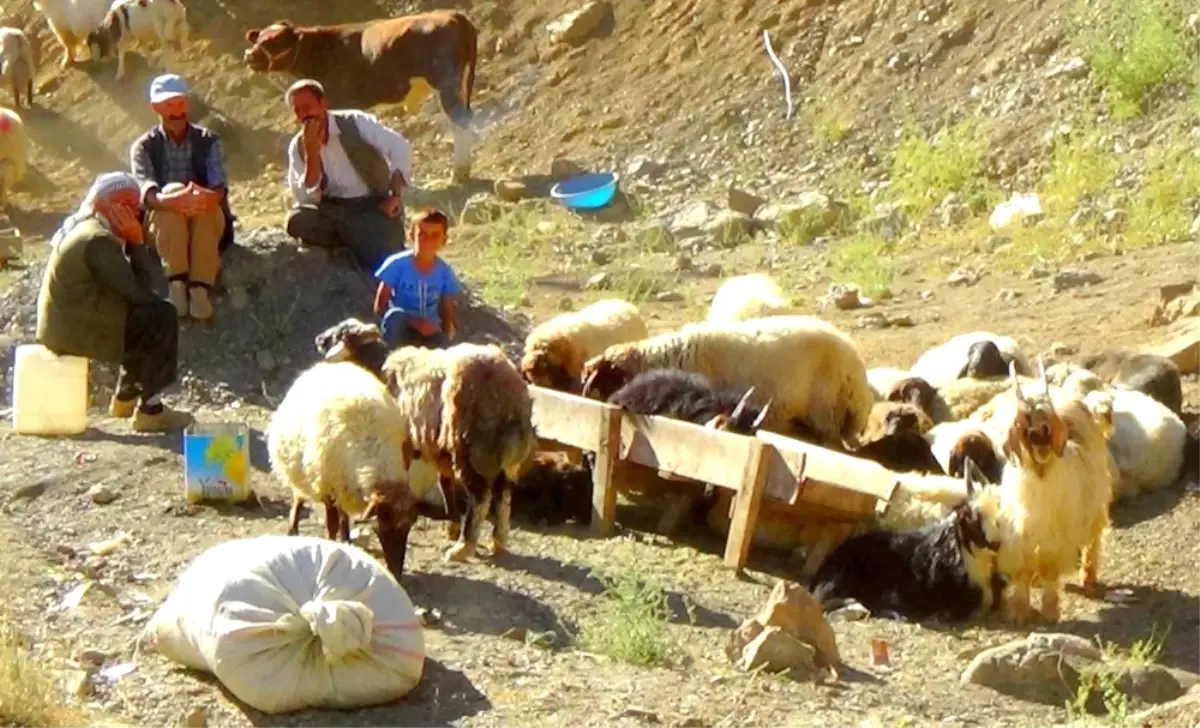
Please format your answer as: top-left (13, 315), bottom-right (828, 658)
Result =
top-left (975, 363), bottom-right (1114, 624)
top-left (520, 298), bottom-right (648, 393)
top-left (911, 331), bottom-right (1033, 389)
top-left (580, 315), bottom-right (875, 448)
top-left (32, 0), bottom-right (110, 67)
top-left (0, 108), bottom-right (26, 207)
top-left (0, 28), bottom-right (35, 108)
top-left (706, 273), bottom-right (798, 324)
top-left (866, 367), bottom-right (915, 401)
top-left (266, 361), bottom-right (422, 581)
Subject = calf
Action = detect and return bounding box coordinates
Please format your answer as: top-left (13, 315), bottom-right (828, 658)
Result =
top-left (86, 0), bottom-right (189, 80)
top-left (0, 28), bottom-right (34, 108)
top-left (32, 0), bottom-right (109, 68)
top-left (242, 11), bottom-right (479, 184)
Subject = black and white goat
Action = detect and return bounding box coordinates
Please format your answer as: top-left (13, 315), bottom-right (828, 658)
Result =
top-left (807, 458), bottom-right (1005, 623)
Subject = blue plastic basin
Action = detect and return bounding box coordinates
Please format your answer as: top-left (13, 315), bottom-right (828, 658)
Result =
top-left (550, 172), bottom-right (620, 210)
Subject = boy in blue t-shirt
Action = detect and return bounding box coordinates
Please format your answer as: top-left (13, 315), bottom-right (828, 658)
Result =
top-left (372, 207), bottom-right (462, 349)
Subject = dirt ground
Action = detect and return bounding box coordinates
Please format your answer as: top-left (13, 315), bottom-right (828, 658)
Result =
top-left (0, 0), bottom-right (1197, 724)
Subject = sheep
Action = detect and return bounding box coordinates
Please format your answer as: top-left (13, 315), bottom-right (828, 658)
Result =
top-left (580, 315), bottom-right (875, 449)
top-left (32, 0), bottom-right (110, 68)
top-left (924, 420), bottom-right (1006, 485)
top-left (520, 298), bottom-right (649, 393)
top-left (381, 342), bottom-right (538, 561)
top-left (849, 401), bottom-right (945, 476)
top-left (1044, 361), bottom-right (1188, 499)
top-left (911, 332), bottom-right (1032, 389)
top-left (0, 108), bottom-right (24, 208)
top-left (868, 367), bottom-right (917, 399)
top-left (265, 361), bottom-right (422, 581)
top-left (1076, 349), bottom-right (1183, 416)
top-left (86, 0), bottom-right (189, 81)
top-left (0, 28), bottom-right (34, 108)
top-left (706, 273), bottom-right (798, 324)
top-left (807, 459), bottom-right (1005, 622)
top-left (511, 452), bottom-right (594, 526)
top-left (979, 361), bottom-right (1114, 624)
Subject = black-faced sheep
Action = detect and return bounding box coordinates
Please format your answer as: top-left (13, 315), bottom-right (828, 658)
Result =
top-left (266, 361), bottom-right (422, 580)
top-left (911, 332), bottom-right (1032, 389)
top-left (512, 452), bottom-right (594, 526)
top-left (606, 368), bottom-right (771, 435)
top-left (579, 315), bottom-right (874, 448)
top-left (923, 421), bottom-right (1006, 485)
top-left (807, 459), bottom-right (1004, 622)
top-left (1076, 349), bottom-right (1183, 416)
top-left (977, 362), bottom-right (1114, 624)
top-left (520, 299), bottom-right (649, 393)
top-left (849, 401), bottom-right (945, 476)
top-left (706, 273), bottom-right (799, 324)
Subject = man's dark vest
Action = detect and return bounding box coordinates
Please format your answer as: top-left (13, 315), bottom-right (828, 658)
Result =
top-left (142, 124), bottom-right (237, 253)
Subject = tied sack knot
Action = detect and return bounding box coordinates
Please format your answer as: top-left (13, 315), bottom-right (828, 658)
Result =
top-left (298, 599), bottom-right (376, 662)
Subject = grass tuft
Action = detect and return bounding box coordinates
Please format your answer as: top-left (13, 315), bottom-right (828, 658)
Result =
top-left (886, 117), bottom-right (997, 217)
top-left (574, 570), bottom-right (672, 666)
top-left (829, 233), bottom-right (895, 296)
top-left (0, 620), bottom-right (87, 728)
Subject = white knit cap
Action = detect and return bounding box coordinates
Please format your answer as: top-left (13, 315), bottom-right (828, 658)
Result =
top-left (83, 171), bottom-right (140, 205)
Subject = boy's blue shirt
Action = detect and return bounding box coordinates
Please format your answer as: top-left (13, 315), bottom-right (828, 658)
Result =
top-left (373, 250), bottom-right (463, 328)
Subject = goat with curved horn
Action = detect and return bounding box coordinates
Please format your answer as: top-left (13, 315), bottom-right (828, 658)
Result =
top-left (1009, 360), bottom-right (1027, 403)
top-left (729, 386), bottom-right (757, 423)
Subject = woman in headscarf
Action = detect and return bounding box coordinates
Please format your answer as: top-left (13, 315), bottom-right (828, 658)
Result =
top-left (36, 171), bottom-right (193, 433)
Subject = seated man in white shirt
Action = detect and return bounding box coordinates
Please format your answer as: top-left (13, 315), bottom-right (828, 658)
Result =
top-left (283, 78), bottom-right (412, 271)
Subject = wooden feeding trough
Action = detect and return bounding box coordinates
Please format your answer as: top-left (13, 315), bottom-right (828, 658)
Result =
top-left (529, 385), bottom-right (908, 571)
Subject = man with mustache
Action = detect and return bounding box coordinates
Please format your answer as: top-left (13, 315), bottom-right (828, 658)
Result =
top-left (130, 74), bottom-right (234, 322)
top-left (283, 78), bottom-right (412, 272)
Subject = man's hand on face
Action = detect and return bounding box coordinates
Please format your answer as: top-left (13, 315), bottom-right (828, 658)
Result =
top-left (107, 203), bottom-right (145, 245)
top-left (302, 115), bottom-right (325, 158)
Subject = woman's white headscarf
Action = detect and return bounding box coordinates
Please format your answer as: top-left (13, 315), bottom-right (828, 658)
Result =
top-left (49, 171), bottom-right (141, 249)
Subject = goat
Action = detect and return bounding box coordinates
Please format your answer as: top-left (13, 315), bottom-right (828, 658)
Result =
top-left (0, 28), bottom-right (34, 108)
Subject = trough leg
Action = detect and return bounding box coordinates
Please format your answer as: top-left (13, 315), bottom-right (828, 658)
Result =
top-left (286, 497), bottom-right (305, 536)
top-left (322, 498), bottom-right (341, 541)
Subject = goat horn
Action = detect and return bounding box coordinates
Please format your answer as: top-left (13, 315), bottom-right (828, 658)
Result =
top-left (751, 399), bottom-right (773, 430)
top-left (581, 367), bottom-right (600, 399)
top-left (1039, 356), bottom-right (1050, 397)
top-left (962, 456), bottom-right (976, 497)
top-left (1009, 360), bottom-right (1026, 403)
top-left (730, 386), bottom-right (756, 422)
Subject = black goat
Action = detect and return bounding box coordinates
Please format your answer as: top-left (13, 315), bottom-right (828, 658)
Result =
top-left (606, 369), bottom-right (771, 435)
top-left (807, 458), bottom-right (1004, 623)
top-left (1077, 350), bottom-right (1183, 416)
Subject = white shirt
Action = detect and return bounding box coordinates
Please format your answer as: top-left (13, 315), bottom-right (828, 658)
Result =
top-left (287, 109), bottom-right (414, 205)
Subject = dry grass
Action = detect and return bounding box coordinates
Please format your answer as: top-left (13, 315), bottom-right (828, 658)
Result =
top-left (0, 620), bottom-right (86, 728)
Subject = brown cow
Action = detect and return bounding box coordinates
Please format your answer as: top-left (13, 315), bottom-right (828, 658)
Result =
top-left (243, 11), bottom-right (479, 184)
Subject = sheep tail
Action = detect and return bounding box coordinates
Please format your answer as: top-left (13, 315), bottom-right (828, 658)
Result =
top-left (470, 414), bottom-right (537, 482)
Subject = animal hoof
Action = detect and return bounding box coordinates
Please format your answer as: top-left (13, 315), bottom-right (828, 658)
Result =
top-left (444, 542), bottom-right (475, 562)
top-left (490, 542), bottom-right (508, 558)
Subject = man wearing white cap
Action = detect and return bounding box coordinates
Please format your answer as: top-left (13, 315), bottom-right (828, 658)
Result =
top-left (36, 172), bottom-right (194, 434)
top-left (130, 73), bottom-right (233, 322)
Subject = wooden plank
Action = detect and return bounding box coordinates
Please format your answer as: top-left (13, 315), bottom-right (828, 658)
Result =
top-left (723, 438), bottom-right (771, 570)
top-left (530, 385), bottom-right (617, 451)
top-left (1149, 322), bottom-right (1200, 375)
top-left (756, 429), bottom-right (900, 507)
top-left (618, 413), bottom-right (757, 491)
top-left (590, 406), bottom-right (622, 535)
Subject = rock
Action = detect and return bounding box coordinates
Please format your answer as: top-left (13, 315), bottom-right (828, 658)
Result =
top-left (996, 288), bottom-right (1020, 303)
top-left (1025, 263), bottom-right (1053, 280)
top-left (828, 602), bottom-right (870, 621)
top-left (702, 211), bottom-right (757, 248)
top-left (547, 1), bottom-right (612, 46)
top-left (1052, 267), bottom-right (1105, 292)
top-left (558, 296), bottom-right (576, 311)
top-left (759, 191), bottom-right (848, 243)
top-left (937, 193), bottom-right (970, 227)
top-left (654, 291), bottom-right (684, 303)
top-left (1190, 214), bottom-right (1200, 237)
top-left (1045, 56), bottom-right (1089, 79)
top-left (255, 350), bottom-right (276, 371)
top-left (590, 249), bottom-right (613, 266)
top-left (1025, 632), bottom-right (1104, 661)
top-left (585, 272), bottom-right (610, 290)
top-left (857, 203), bottom-right (907, 241)
top-left (989, 193), bottom-right (1044, 230)
top-left (725, 620), bottom-right (765, 663)
top-left (56, 669), bottom-right (92, 700)
top-left (228, 286), bottom-right (249, 310)
top-left (1127, 687), bottom-right (1200, 727)
top-left (550, 156), bottom-right (585, 178)
top-left (494, 179), bottom-right (528, 203)
top-left (857, 312), bottom-right (891, 329)
top-left (87, 485), bottom-right (118, 505)
top-left (727, 186), bottom-right (766, 217)
top-left (889, 313), bottom-right (916, 327)
top-left (699, 263), bottom-right (723, 277)
top-left (756, 581), bottom-right (840, 667)
top-left (947, 267), bottom-right (981, 287)
top-left (1043, 341), bottom-right (1076, 361)
top-left (625, 155), bottom-right (665, 180)
top-left (820, 283), bottom-right (870, 311)
top-left (459, 194), bottom-right (506, 225)
top-left (960, 637), bottom-right (1084, 703)
top-left (736, 626), bottom-right (817, 675)
top-left (1149, 281), bottom-right (1200, 327)
top-left (673, 253), bottom-right (693, 272)
top-left (78, 648), bottom-right (109, 667)
top-left (12, 481), bottom-right (47, 500)
top-left (179, 707), bottom-right (208, 728)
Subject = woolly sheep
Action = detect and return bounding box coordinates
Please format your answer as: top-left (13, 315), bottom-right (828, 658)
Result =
top-left (0, 28), bottom-right (34, 108)
top-left (911, 332), bottom-right (1032, 389)
top-left (867, 367), bottom-right (916, 401)
top-left (0, 108), bottom-right (26, 206)
top-left (1077, 349), bottom-right (1183, 416)
top-left (850, 401), bottom-right (945, 476)
top-left (520, 298), bottom-right (649, 393)
top-left (706, 273), bottom-right (798, 324)
top-left (382, 342), bottom-right (538, 561)
top-left (580, 315), bottom-right (875, 448)
top-left (266, 361), bottom-right (421, 580)
top-left (977, 362), bottom-right (1114, 624)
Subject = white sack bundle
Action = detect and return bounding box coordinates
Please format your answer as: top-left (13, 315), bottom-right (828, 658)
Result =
top-left (141, 535), bottom-right (426, 713)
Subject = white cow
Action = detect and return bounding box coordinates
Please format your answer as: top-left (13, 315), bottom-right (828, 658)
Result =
top-left (32, 0), bottom-right (110, 68)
